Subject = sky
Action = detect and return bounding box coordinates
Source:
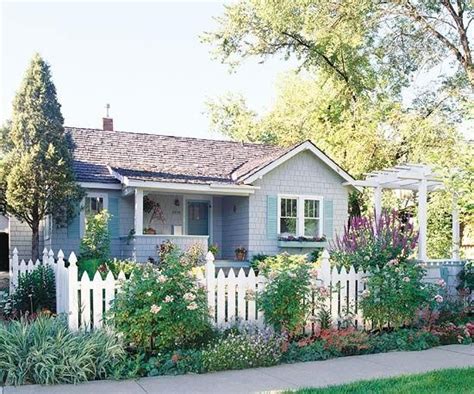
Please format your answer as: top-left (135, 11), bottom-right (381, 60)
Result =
top-left (1, 1), bottom-right (295, 140)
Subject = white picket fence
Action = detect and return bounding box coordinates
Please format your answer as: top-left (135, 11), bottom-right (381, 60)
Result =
top-left (10, 248), bottom-right (366, 331)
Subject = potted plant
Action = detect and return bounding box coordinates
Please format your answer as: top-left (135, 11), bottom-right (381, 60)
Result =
top-left (234, 246), bottom-right (247, 261)
top-left (143, 227), bottom-right (157, 235)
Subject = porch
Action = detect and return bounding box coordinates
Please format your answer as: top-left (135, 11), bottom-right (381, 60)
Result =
top-left (119, 185), bottom-right (254, 263)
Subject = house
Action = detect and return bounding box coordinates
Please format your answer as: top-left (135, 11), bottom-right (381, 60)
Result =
top-left (8, 117), bottom-right (356, 264)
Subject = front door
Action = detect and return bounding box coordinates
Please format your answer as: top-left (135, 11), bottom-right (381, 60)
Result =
top-left (187, 201), bottom-right (209, 236)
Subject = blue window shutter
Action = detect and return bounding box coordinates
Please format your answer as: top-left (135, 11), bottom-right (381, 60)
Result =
top-left (323, 200), bottom-right (334, 240)
top-left (108, 197), bottom-right (120, 238)
top-left (267, 195), bottom-right (278, 240)
top-left (67, 203), bottom-right (80, 239)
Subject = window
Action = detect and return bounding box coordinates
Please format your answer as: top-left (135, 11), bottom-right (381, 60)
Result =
top-left (85, 196), bottom-right (104, 217)
top-left (278, 195), bottom-right (322, 237)
top-left (304, 199), bottom-right (321, 237)
top-left (280, 198), bottom-right (298, 235)
top-left (80, 193), bottom-right (108, 237)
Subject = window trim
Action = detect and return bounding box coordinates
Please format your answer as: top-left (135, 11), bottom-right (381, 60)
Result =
top-left (80, 192), bottom-right (109, 237)
top-left (277, 194), bottom-right (323, 238)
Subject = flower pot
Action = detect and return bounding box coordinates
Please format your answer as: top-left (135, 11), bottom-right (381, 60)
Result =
top-left (235, 251), bottom-right (246, 261)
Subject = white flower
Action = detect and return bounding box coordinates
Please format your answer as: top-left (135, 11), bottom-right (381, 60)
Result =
top-left (361, 289), bottom-right (370, 298)
top-left (364, 256), bottom-right (370, 261)
top-left (164, 295), bottom-right (174, 303)
top-left (157, 275), bottom-right (167, 283)
top-left (403, 277), bottom-right (410, 282)
top-left (288, 272), bottom-right (296, 278)
top-left (434, 294), bottom-right (444, 303)
top-left (146, 291), bottom-right (152, 297)
top-left (187, 302), bottom-right (198, 310)
top-left (183, 292), bottom-right (196, 301)
top-left (150, 304), bottom-right (161, 314)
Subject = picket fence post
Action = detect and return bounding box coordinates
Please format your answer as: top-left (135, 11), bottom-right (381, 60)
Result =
top-left (9, 248), bottom-right (19, 292)
top-left (66, 251), bottom-right (79, 330)
top-left (205, 251), bottom-right (216, 319)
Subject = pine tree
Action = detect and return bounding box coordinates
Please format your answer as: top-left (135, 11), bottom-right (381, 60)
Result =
top-left (0, 54), bottom-right (83, 260)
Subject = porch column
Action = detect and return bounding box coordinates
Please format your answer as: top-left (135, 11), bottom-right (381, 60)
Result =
top-left (373, 186), bottom-right (382, 221)
top-left (134, 188), bottom-right (143, 236)
top-left (452, 194), bottom-right (460, 261)
top-left (418, 179), bottom-right (428, 261)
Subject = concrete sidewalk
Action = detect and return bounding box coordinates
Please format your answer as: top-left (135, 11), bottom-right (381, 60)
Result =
top-left (2, 345), bottom-right (473, 394)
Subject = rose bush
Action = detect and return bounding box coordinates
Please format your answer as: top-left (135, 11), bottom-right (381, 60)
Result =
top-left (108, 247), bottom-right (212, 351)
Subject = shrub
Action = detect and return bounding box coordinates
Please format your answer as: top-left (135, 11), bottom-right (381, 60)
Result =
top-left (249, 253), bottom-right (269, 271)
top-left (319, 328), bottom-right (371, 356)
top-left (158, 239), bottom-right (177, 262)
top-left (6, 265), bottom-right (55, 317)
top-left (202, 331), bottom-right (282, 372)
top-left (80, 210), bottom-right (111, 261)
top-left (369, 329), bottom-right (439, 352)
top-left (258, 254), bottom-right (323, 337)
top-left (360, 260), bottom-right (437, 329)
top-left (430, 323), bottom-right (473, 345)
top-left (109, 248), bottom-right (211, 351)
top-left (282, 340), bottom-right (330, 363)
top-left (144, 349), bottom-right (205, 376)
top-left (0, 315), bottom-right (125, 385)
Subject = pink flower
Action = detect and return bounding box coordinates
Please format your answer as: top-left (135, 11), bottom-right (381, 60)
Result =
top-left (361, 289), bottom-right (370, 298)
top-left (157, 275), bottom-right (167, 283)
top-left (434, 294), bottom-right (444, 303)
top-left (164, 295), bottom-right (174, 303)
top-left (183, 292), bottom-right (196, 301)
top-left (403, 277), bottom-right (410, 282)
top-left (309, 268), bottom-right (318, 278)
top-left (187, 302), bottom-right (198, 310)
top-left (150, 304), bottom-right (161, 314)
top-left (437, 279), bottom-right (446, 288)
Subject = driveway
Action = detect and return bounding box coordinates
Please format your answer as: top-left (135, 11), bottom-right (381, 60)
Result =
top-left (2, 344), bottom-right (473, 394)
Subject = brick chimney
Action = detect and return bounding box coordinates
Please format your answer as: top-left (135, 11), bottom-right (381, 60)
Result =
top-left (102, 103), bottom-right (113, 131)
top-left (103, 117), bottom-right (113, 131)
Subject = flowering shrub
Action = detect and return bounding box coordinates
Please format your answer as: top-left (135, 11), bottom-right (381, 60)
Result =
top-left (330, 210), bottom-right (418, 270)
top-left (109, 248), bottom-right (211, 351)
top-left (202, 331), bottom-right (282, 371)
top-left (430, 323), bottom-right (473, 345)
top-left (360, 260), bottom-right (437, 329)
top-left (258, 254), bottom-right (324, 336)
top-left (319, 328), bottom-right (371, 356)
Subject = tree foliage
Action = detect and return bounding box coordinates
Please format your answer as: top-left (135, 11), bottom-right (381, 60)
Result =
top-left (204, 0), bottom-right (473, 258)
top-left (0, 54), bottom-right (83, 260)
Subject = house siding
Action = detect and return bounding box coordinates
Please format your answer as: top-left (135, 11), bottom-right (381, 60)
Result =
top-left (8, 216), bottom-right (44, 260)
top-left (221, 196), bottom-right (249, 260)
top-left (248, 150), bottom-right (349, 258)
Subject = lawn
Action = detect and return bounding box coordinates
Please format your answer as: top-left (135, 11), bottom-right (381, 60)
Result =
top-left (291, 367), bottom-right (474, 394)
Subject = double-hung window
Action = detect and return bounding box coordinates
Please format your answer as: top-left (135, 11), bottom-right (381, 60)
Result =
top-left (80, 193), bottom-right (108, 236)
top-left (278, 195), bottom-right (323, 237)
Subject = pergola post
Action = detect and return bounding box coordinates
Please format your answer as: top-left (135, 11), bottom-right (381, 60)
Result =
top-left (373, 186), bottom-right (382, 222)
top-left (452, 194), bottom-right (460, 260)
top-left (134, 188), bottom-right (143, 236)
top-left (418, 179), bottom-right (428, 261)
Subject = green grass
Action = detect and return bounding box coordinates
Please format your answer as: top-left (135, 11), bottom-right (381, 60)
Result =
top-left (291, 367), bottom-right (474, 394)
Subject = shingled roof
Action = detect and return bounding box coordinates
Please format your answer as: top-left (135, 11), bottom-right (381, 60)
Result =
top-left (67, 127), bottom-right (293, 185)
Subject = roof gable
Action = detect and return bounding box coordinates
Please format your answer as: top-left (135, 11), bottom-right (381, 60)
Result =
top-left (234, 140), bottom-right (356, 186)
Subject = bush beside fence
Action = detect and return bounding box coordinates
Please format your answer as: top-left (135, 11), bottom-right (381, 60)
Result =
top-left (9, 248), bottom-right (464, 331)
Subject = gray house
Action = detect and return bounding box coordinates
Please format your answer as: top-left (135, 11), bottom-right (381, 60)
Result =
top-left (8, 120), bottom-right (356, 264)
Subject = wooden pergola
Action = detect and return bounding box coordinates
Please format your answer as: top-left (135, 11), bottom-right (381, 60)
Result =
top-left (344, 164), bottom-right (460, 262)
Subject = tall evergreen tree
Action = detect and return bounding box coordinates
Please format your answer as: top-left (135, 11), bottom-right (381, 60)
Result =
top-left (0, 54), bottom-right (83, 260)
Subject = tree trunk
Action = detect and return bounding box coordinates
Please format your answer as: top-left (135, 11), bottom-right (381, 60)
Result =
top-left (31, 220), bottom-right (40, 261)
